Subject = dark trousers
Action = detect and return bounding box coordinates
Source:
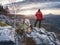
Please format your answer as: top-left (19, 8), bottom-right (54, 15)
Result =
top-left (34, 19), bottom-right (41, 28)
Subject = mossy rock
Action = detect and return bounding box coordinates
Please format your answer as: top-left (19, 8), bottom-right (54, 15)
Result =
top-left (0, 21), bottom-right (8, 26)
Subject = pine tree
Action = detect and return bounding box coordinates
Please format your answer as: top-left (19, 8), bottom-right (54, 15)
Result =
top-left (0, 5), bottom-right (9, 14)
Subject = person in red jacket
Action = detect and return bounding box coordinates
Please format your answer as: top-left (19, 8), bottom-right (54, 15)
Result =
top-left (34, 9), bottom-right (43, 28)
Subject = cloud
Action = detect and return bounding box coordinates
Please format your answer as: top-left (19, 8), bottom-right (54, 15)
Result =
top-left (27, 0), bottom-right (60, 2)
top-left (23, 0), bottom-right (60, 3)
top-left (8, 1), bottom-right (60, 15)
top-left (0, 0), bottom-right (24, 5)
top-left (12, 2), bottom-right (60, 11)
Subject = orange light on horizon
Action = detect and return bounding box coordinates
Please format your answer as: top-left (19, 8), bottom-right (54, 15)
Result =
top-left (16, 9), bottom-right (60, 16)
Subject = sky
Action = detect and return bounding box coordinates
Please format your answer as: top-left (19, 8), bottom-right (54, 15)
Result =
top-left (0, 0), bottom-right (60, 15)
top-left (0, 0), bottom-right (24, 5)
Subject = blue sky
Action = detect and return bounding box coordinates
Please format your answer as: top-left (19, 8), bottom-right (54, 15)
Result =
top-left (0, 0), bottom-right (60, 15)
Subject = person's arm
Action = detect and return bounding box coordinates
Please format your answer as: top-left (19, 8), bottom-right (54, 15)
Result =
top-left (35, 12), bottom-right (37, 16)
top-left (41, 12), bottom-right (43, 20)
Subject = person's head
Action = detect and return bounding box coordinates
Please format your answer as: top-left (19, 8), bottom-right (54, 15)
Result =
top-left (38, 9), bottom-right (40, 12)
top-left (22, 37), bottom-right (36, 45)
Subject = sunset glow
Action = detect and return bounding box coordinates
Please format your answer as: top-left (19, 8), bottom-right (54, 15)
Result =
top-left (16, 9), bottom-right (60, 15)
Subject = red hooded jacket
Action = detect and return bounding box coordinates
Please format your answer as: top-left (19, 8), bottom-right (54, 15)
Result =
top-left (35, 11), bottom-right (43, 20)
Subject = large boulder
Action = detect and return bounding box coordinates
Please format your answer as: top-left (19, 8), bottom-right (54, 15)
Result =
top-left (0, 26), bottom-right (16, 44)
top-left (26, 27), bottom-right (60, 45)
